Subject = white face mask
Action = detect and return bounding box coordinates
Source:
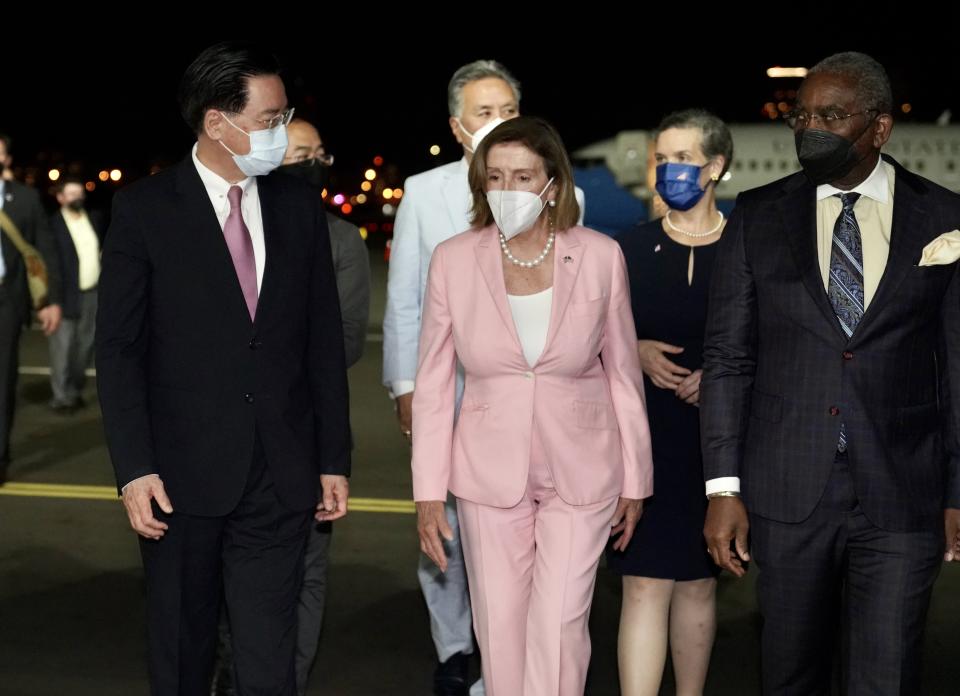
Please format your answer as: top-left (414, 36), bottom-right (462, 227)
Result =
top-left (219, 112), bottom-right (288, 177)
top-left (457, 116), bottom-right (506, 153)
top-left (486, 177), bottom-right (554, 240)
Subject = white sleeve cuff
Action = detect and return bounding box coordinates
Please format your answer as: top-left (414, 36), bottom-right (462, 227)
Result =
top-left (705, 476), bottom-right (741, 497)
top-left (390, 380), bottom-right (415, 398)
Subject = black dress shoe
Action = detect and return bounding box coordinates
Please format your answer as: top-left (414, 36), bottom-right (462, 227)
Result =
top-left (433, 652), bottom-right (469, 696)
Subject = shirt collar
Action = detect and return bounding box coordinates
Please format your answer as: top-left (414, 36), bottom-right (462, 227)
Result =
top-left (191, 142), bottom-right (253, 199)
top-left (816, 156), bottom-right (889, 204)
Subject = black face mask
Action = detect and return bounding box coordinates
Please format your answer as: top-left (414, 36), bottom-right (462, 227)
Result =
top-left (66, 199), bottom-right (85, 212)
top-left (277, 160), bottom-right (330, 191)
top-left (794, 117), bottom-right (876, 185)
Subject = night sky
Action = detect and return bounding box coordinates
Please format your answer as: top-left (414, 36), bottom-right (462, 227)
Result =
top-left (5, 9), bottom-right (960, 206)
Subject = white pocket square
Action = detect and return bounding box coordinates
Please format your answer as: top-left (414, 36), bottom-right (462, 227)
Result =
top-left (919, 230), bottom-right (960, 266)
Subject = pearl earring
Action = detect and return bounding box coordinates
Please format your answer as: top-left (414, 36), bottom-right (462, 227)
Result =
top-left (548, 200), bottom-right (556, 207)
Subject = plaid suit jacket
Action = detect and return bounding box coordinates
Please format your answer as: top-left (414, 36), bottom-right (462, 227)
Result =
top-left (701, 155), bottom-right (960, 532)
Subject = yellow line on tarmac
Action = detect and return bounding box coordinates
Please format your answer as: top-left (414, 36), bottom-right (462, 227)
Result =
top-left (0, 482), bottom-right (415, 514)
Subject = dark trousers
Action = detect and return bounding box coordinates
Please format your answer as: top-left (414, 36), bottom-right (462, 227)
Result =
top-left (140, 436), bottom-right (312, 696)
top-left (0, 286), bottom-right (23, 473)
top-left (750, 454), bottom-right (942, 696)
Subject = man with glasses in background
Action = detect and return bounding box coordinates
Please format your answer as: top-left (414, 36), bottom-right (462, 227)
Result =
top-left (701, 51), bottom-right (960, 695)
top-left (97, 42), bottom-right (351, 696)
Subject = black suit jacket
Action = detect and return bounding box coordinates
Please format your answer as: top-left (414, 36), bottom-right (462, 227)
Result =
top-left (701, 156), bottom-right (960, 532)
top-left (50, 208), bottom-right (105, 318)
top-left (96, 157), bottom-right (350, 516)
top-left (1, 180), bottom-right (62, 320)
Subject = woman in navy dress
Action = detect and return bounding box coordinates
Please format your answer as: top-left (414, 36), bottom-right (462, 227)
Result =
top-left (608, 109), bottom-right (734, 696)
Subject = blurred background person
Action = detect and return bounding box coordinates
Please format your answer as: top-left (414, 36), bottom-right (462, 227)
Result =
top-left (48, 176), bottom-right (104, 413)
top-left (0, 132), bottom-right (62, 485)
top-left (607, 109), bottom-right (732, 696)
top-left (414, 116), bottom-right (652, 696)
top-left (383, 58), bottom-right (523, 696)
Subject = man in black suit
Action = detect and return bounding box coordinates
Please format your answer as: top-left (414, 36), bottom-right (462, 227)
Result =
top-left (0, 134), bottom-right (62, 484)
top-left (95, 42), bottom-right (350, 696)
top-left (701, 52), bottom-right (960, 695)
top-left (48, 176), bottom-right (104, 412)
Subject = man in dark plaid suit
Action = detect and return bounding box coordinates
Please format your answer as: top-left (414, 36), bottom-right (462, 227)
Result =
top-left (700, 52), bottom-right (960, 695)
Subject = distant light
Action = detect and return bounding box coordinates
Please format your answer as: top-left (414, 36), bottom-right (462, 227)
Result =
top-left (321, 188), bottom-right (328, 198)
top-left (373, 156), bottom-right (384, 167)
top-left (901, 103), bottom-right (913, 114)
top-left (382, 203), bottom-right (396, 216)
top-left (341, 203), bottom-right (353, 215)
top-left (360, 181), bottom-right (372, 192)
top-left (333, 194), bottom-right (345, 205)
top-left (393, 188), bottom-right (403, 199)
top-left (722, 172), bottom-right (732, 182)
top-left (48, 169), bottom-right (61, 181)
top-left (767, 67), bottom-right (808, 78)
top-left (364, 169), bottom-right (377, 181)
top-left (358, 226), bottom-right (368, 240)
top-left (429, 145), bottom-right (441, 156)
top-left (777, 101), bottom-right (789, 113)
top-left (98, 170), bottom-right (110, 182)
top-left (368, 223), bottom-right (379, 232)
top-left (356, 193), bottom-right (368, 204)
top-left (383, 189), bottom-right (394, 200)
top-left (110, 169), bottom-right (122, 182)
top-left (85, 181), bottom-right (96, 192)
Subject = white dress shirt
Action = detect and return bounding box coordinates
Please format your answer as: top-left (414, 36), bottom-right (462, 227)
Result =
top-left (191, 143), bottom-right (266, 293)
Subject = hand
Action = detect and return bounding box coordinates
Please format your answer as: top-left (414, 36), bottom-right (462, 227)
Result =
top-left (637, 340), bottom-right (691, 390)
top-left (395, 392), bottom-right (413, 442)
top-left (37, 304), bottom-right (62, 337)
top-left (316, 475), bottom-right (349, 522)
top-left (417, 500), bottom-right (453, 572)
top-left (704, 496), bottom-right (750, 577)
top-left (609, 497), bottom-right (644, 552)
top-left (121, 474), bottom-right (173, 540)
top-left (944, 508), bottom-right (960, 562)
top-left (676, 369), bottom-right (703, 405)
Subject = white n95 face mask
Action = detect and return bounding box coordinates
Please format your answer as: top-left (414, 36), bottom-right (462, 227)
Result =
top-left (458, 117), bottom-right (506, 153)
top-left (486, 177), bottom-right (554, 240)
top-left (219, 113), bottom-right (288, 177)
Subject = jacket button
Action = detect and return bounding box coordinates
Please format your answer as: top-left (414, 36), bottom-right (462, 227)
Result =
top-left (249, 339), bottom-right (258, 350)
top-left (842, 351), bottom-right (853, 360)
top-left (829, 406), bottom-right (840, 416)
top-left (244, 393), bottom-right (255, 404)
top-left (523, 371), bottom-right (534, 379)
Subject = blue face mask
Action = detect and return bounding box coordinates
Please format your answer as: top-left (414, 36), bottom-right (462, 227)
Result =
top-left (655, 162), bottom-right (710, 211)
top-left (219, 112), bottom-right (288, 177)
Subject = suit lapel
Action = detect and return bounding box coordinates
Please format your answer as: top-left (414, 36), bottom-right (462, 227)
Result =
top-left (537, 228), bottom-right (583, 364)
top-left (441, 159), bottom-right (471, 235)
top-left (174, 158), bottom-right (253, 327)
top-left (253, 174), bottom-right (283, 329)
top-left (474, 226), bottom-right (524, 355)
top-left (852, 163), bottom-right (928, 342)
top-left (781, 178), bottom-right (849, 342)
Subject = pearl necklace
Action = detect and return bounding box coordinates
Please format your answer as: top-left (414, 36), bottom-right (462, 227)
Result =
top-left (664, 210), bottom-right (725, 238)
top-left (500, 231), bottom-right (555, 268)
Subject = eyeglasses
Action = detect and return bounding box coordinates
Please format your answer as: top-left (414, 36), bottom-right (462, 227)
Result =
top-left (229, 107), bottom-right (296, 131)
top-left (287, 149), bottom-right (334, 167)
top-left (783, 108), bottom-right (877, 129)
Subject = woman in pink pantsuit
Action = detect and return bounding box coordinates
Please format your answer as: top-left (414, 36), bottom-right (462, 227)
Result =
top-left (413, 116), bottom-right (653, 696)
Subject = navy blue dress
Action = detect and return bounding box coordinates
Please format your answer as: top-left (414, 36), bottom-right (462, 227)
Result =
top-left (607, 219), bottom-right (719, 580)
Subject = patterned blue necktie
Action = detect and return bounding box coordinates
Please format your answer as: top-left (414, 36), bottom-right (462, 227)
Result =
top-left (827, 192), bottom-right (863, 452)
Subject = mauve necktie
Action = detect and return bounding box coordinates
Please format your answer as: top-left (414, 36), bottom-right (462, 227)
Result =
top-left (224, 185), bottom-right (258, 320)
top-left (827, 192), bottom-right (863, 452)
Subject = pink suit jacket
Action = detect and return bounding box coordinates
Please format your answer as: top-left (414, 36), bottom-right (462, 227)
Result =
top-left (412, 224), bottom-right (653, 508)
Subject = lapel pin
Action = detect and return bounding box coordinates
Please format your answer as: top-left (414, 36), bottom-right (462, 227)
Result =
top-left (654, 244), bottom-right (661, 253)
top-left (562, 255), bottom-right (573, 263)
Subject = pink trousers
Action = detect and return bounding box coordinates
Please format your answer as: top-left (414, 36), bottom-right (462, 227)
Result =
top-left (457, 426), bottom-right (619, 696)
